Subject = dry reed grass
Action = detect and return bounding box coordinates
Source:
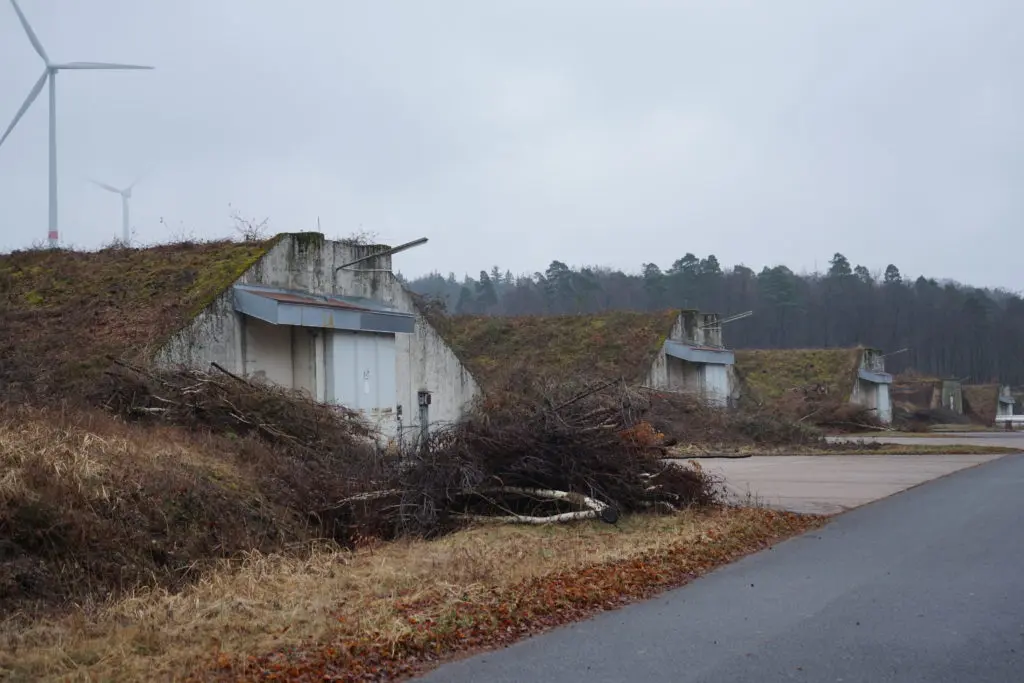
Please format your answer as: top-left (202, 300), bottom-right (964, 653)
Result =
top-left (0, 403), bottom-right (363, 614)
top-left (0, 507), bottom-right (762, 682)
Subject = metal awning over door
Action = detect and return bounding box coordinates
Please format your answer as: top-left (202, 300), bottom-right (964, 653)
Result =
top-left (232, 284), bottom-right (415, 334)
top-left (664, 341), bottom-right (735, 365)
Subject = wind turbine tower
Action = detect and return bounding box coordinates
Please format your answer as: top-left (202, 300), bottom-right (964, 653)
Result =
top-left (0, 0), bottom-right (152, 247)
top-left (91, 177), bottom-right (140, 245)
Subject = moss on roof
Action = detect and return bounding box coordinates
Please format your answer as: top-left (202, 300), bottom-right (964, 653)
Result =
top-left (963, 384), bottom-right (999, 424)
top-left (733, 348), bottom-right (863, 403)
top-left (0, 238), bottom-right (277, 401)
top-left (441, 311), bottom-right (681, 392)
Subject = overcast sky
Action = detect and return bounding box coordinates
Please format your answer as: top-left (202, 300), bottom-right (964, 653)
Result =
top-left (0, 1), bottom-right (1020, 289)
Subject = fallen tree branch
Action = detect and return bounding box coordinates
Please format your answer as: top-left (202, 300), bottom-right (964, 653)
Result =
top-left (328, 489), bottom-right (405, 508)
top-left (454, 509), bottom-right (608, 525)
top-left (210, 361), bottom-right (251, 385)
top-left (473, 486), bottom-right (610, 514)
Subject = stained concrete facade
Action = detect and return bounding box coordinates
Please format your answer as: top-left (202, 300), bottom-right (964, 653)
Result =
top-left (644, 311), bottom-right (737, 407)
top-left (997, 386), bottom-right (1015, 418)
top-left (941, 379), bottom-right (965, 414)
top-left (156, 234), bottom-right (480, 443)
top-left (850, 348), bottom-right (893, 424)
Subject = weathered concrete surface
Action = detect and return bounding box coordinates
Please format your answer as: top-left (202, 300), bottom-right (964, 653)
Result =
top-left (682, 454), bottom-right (1006, 514)
top-left (416, 454), bottom-right (1024, 683)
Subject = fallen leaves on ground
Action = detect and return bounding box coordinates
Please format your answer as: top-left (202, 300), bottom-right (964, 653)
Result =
top-left (191, 507), bottom-right (825, 682)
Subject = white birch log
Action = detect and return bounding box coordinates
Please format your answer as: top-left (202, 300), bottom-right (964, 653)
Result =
top-left (472, 486), bottom-right (609, 513)
top-left (454, 509), bottom-right (604, 525)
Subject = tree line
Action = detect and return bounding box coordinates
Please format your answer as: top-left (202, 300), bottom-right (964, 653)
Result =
top-left (402, 253), bottom-right (1024, 385)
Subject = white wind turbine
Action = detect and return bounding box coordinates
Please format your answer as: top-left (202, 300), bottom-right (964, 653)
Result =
top-left (90, 176), bottom-right (142, 245)
top-left (0, 0), bottom-right (153, 248)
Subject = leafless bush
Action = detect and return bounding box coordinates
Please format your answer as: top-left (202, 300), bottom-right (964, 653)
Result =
top-left (330, 373), bottom-right (722, 538)
top-left (229, 206), bottom-right (270, 242)
top-left (643, 391), bottom-right (826, 447)
top-left (93, 359), bottom-right (376, 453)
top-left (4, 365), bottom-right (725, 613)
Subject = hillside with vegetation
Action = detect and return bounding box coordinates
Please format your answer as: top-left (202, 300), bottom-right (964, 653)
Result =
top-left (1, 238), bottom-right (1015, 681)
top-left (404, 252), bottom-right (1024, 385)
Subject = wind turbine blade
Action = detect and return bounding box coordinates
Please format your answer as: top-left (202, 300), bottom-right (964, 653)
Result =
top-left (51, 62), bottom-right (153, 70)
top-left (9, 0), bottom-right (49, 64)
top-left (90, 179), bottom-right (121, 194)
top-left (127, 172), bottom-right (145, 190)
top-left (0, 70), bottom-right (47, 149)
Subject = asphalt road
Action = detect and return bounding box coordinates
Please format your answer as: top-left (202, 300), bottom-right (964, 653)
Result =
top-left (688, 453), bottom-right (1004, 514)
top-left (416, 454), bottom-right (1024, 683)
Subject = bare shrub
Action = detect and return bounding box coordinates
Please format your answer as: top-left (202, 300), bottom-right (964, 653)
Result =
top-left (1, 365), bottom-right (387, 613)
top-left (229, 207), bottom-right (269, 242)
top-left (331, 372), bottom-right (723, 539)
top-left (644, 391), bottom-right (826, 448)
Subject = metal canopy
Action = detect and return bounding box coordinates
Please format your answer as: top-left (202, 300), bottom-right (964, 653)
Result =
top-left (664, 341), bottom-right (735, 366)
top-left (233, 285), bottom-right (415, 334)
top-left (857, 368), bottom-right (893, 385)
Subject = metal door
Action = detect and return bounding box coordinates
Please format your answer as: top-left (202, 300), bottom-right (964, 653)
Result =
top-left (328, 330), bottom-right (396, 411)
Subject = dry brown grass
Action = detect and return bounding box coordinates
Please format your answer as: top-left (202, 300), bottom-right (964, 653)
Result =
top-left (0, 506), bottom-right (782, 682)
top-left (0, 403), bottom-right (377, 614)
top-left (843, 443), bottom-right (1020, 455)
top-left (733, 347), bottom-right (862, 404)
top-left (0, 239), bottom-right (274, 402)
top-left (963, 384), bottom-right (1000, 425)
top-left (440, 311), bottom-right (680, 392)
top-left (667, 442), bottom-right (1020, 457)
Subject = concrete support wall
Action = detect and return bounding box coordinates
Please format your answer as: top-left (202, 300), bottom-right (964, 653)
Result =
top-left (702, 364), bottom-right (730, 407)
top-left (940, 381), bottom-right (964, 414)
top-left (646, 348), bottom-right (669, 388)
top-left (852, 378), bottom-right (893, 424)
top-left (876, 383), bottom-right (892, 423)
top-left (155, 298), bottom-right (244, 373)
top-left (244, 317), bottom-right (294, 387)
top-left (665, 357), bottom-right (702, 393)
top-left (291, 328), bottom-right (317, 398)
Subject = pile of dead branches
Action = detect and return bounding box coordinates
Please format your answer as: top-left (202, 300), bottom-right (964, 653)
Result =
top-left (642, 391), bottom-right (826, 447)
top-left (333, 374), bottom-right (722, 538)
top-left (94, 364), bottom-right (720, 541)
top-left (94, 359), bottom-right (376, 453)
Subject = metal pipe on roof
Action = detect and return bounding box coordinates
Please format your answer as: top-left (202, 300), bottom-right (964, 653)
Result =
top-left (334, 237), bottom-right (428, 272)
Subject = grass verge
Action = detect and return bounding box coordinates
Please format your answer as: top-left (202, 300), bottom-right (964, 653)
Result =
top-left (797, 444), bottom-right (1020, 456)
top-left (824, 444), bottom-right (1019, 455)
top-left (0, 507), bottom-right (824, 682)
top-left (670, 443), bottom-right (1021, 457)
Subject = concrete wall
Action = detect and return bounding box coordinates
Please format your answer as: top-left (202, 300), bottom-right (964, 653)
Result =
top-left (643, 314), bottom-right (686, 389)
top-left (155, 234), bottom-right (480, 441)
top-left (703, 363), bottom-right (730, 407)
top-left (997, 386), bottom-right (1014, 418)
top-left (699, 313), bottom-right (723, 347)
top-left (645, 312), bottom-right (733, 407)
top-left (852, 378), bottom-right (893, 424)
top-left (940, 380), bottom-right (964, 414)
top-left (664, 356), bottom-right (702, 393)
top-left (291, 327), bottom-right (317, 397)
top-left (244, 317), bottom-right (294, 387)
top-left (876, 383), bottom-right (892, 423)
top-left (156, 293), bottom-right (245, 374)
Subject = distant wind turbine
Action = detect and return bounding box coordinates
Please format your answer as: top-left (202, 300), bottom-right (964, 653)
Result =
top-left (91, 176), bottom-right (142, 245)
top-left (0, 0), bottom-right (153, 248)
